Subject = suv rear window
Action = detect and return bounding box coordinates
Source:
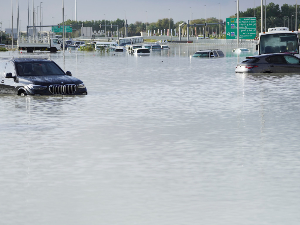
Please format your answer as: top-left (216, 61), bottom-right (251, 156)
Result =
top-left (242, 57), bottom-right (260, 63)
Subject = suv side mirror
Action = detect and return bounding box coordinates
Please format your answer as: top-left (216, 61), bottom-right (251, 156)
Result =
top-left (66, 71), bottom-right (72, 76)
top-left (5, 73), bottom-right (13, 78)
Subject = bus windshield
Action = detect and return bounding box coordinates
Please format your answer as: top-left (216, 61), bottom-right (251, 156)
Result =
top-left (259, 33), bottom-right (298, 54)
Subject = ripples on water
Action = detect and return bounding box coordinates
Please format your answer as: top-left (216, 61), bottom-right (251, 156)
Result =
top-left (1, 45), bottom-right (300, 225)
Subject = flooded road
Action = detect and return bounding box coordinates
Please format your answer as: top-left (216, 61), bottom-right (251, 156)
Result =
top-left (1, 44), bottom-right (300, 225)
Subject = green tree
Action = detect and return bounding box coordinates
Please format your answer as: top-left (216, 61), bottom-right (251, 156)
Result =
top-left (234, 2), bottom-right (300, 33)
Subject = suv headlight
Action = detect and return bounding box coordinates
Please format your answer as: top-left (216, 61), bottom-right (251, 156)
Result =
top-left (77, 83), bottom-right (86, 88)
top-left (27, 84), bottom-right (47, 90)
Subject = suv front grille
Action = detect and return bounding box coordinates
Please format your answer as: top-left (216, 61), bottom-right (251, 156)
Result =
top-left (49, 84), bottom-right (77, 95)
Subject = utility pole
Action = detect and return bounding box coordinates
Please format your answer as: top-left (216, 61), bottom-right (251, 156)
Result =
top-left (75, 0), bottom-right (77, 21)
top-left (169, 9), bottom-right (170, 36)
top-left (187, 20), bottom-right (189, 42)
top-left (33, 0), bottom-right (35, 40)
top-left (12, 0), bottom-right (14, 49)
top-left (40, 2), bottom-right (42, 33)
top-left (261, 0), bottom-right (263, 33)
top-left (296, 0), bottom-right (298, 31)
top-left (237, 0), bottom-right (239, 47)
top-left (62, 0), bottom-right (65, 52)
top-left (125, 19), bottom-right (128, 37)
top-left (219, 3), bottom-right (221, 38)
top-left (28, 1), bottom-right (29, 38)
top-left (0, 22), bottom-right (2, 44)
top-left (265, 0), bottom-right (266, 32)
top-left (17, 1), bottom-right (19, 43)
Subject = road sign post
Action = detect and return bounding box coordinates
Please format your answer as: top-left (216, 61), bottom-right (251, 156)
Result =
top-left (226, 17), bottom-right (256, 39)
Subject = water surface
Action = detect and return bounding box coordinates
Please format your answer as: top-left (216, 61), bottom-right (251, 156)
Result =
top-left (1, 44), bottom-right (300, 225)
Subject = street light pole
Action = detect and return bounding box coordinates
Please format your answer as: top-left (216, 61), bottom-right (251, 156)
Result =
top-left (145, 11), bottom-right (148, 35)
top-left (37, 6), bottom-right (39, 33)
top-left (237, 0), bottom-right (239, 47)
top-left (104, 14), bottom-right (106, 38)
top-left (219, 3), bottom-right (221, 38)
top-left (169, 9), bottom-right (170, 36)
top-left (40, 2), bottom-right (42, 33)
top-left (265, 0), bottom-right (266, 32)
top-left (296, 0), bottom-right (298, 31)
top-left (62, 0), bottom-right (65, 52)
top-left (204, 5), bottom-right (206, 38)
top-left (11, 0), bottom-right (13, 49)
top-left (261, 0), bottom-right (263, 33)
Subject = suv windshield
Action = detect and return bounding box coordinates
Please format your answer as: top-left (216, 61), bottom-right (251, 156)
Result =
top-left (15, 61), bottom-right (65, 76)
top-left (259, 33), bottom-right (298, 54)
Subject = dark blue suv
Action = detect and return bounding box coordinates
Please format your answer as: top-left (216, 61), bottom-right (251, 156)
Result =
top-left (0, 58), bottom-right (87, 96)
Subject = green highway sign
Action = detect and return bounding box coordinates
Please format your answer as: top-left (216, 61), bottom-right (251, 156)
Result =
top-left (226, 17), bottom-right (256, 39)
top-left (52, 26), bottom-right (72, 33)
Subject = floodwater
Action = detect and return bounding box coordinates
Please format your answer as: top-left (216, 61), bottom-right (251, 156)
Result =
top-left (1, 44), bottom-right (300, 225)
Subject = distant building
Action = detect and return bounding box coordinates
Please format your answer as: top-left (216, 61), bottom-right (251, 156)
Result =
top-left (5, 28), bottom-right (18, 39)
top-left (81, 27), bottom-right (92, 37)
top-left (140, 32), bottom-right (147, 37)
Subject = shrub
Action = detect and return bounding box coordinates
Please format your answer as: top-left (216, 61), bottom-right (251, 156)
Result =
top-left (0, 47), bottom-right (8, 51)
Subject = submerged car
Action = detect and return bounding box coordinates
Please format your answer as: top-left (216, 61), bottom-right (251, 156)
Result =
top-left (235, 53), bottom-right (300, 73)
top-left (232, 48), bottom-right (250, 53)
top-left (192, 49), bottom-right (224, 58)
top-left (0, 58), bottom-right (87, 96)
top-left (133, 48), bottom-right (150, 56)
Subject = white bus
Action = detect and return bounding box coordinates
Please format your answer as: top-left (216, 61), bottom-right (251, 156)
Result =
top-left (95, 42), bottom-right (117, 51)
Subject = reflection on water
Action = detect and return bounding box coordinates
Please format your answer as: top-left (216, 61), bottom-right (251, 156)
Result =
top-left (1, 44), bottom-right (300, 225)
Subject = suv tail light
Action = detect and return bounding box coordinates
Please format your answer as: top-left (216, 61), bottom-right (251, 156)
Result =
top-left (245, 65), bottom-right (258, 69)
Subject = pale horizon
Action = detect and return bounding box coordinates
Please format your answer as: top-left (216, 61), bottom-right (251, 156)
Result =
top-left (0, 0), bottom-right (298, 31)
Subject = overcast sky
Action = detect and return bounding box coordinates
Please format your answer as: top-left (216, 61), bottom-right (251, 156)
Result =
top-left (0, 0), bottom-right (297, 31)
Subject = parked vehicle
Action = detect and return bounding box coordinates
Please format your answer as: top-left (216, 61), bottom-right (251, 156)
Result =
top-left (64, 40), bottom-right (73, 47)
top-left (192, 49), bottom-right (224, 58)
top-left (151, 44), bottom-right (161, 51)
top-left (143, 44), bottom-right (152, 49)
top-left (95, 42), bottom-right (117, 51)
top-left (114, 46), bottom-right (125, 52)
top-left (0, 58), bottom-right (87, 96)
top-left (235, 53), bottom-right (300, 73)
top-left (161, 45), bottom-right (170, 50)
top-left (73, 41), bottom-right (85, 47)
top-left (232, 48), bottom-right (250, 53)
top-left (133, 48), bottom-right (150, 56)
top-left (127, 44), bottom-right (143, 54)
top-left (18, 37), bottom-right (61, 53)
top-left (256, 27), bottom-right (299, 55)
